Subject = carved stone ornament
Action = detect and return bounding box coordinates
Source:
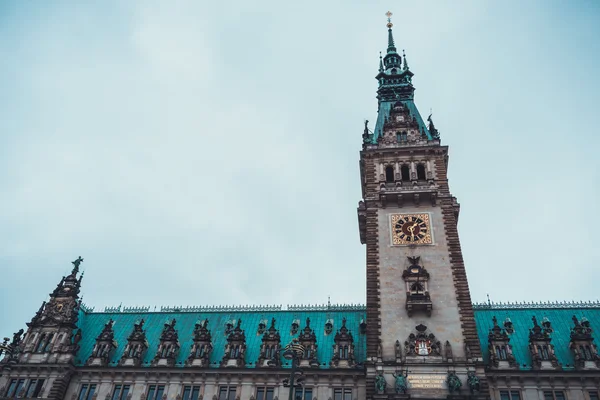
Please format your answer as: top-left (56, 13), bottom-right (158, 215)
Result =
top-left (487, 316), bottom-right (518, 369)
top-left (570, 315), bottom-right (600, 369)
top-left (220, 319), bottom-right (246, 368)
top-left (466, 372), bottom-right (480, 394)
top-left (257, 318), bottom-right (281, 368)
top-left (528, 316), bottom-right (560, 369)
top-left (152, 318), bottom-right (180, 367)
top-left (298, 317), bottom-right (319, 367)
top-left (186, 318), bottom-right (213, 366)
top-left (404, 324), bottom-right (441, 357)
top-left (330, 317), bottom-right (356, 368)
top-left (446, 371), bottom-right (462, 393)
top-left (118, 319), bottom-right (148, 367)
top-left (374, 371), bottom-right (387, 394)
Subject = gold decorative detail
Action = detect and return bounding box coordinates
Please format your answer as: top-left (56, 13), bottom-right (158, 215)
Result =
top-left (391, 213), bottom-right (433, 245)
top-left (385, 11), bottom-right (393, 28)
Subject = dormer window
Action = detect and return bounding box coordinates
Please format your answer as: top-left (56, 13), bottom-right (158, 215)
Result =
top-left (391, 68), bottom-right (397, 75)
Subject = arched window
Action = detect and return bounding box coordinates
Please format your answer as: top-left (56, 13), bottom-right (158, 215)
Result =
top-left (416, 164), bottom-right (426, 181)
top-left (43, 333), bottom-right (54, 353)
top-left (410, 282), bottom-right (424, 294)
top-left (35, 334), bottom-right (46, 353)
top-left (385, 166), bottom-right (394, 183)
top-left (582, 345), bottom-right (593, 360)
top-left (538, 345), bottom-right (549, 360)
top-left (401, 165), bottom-right (410, 182)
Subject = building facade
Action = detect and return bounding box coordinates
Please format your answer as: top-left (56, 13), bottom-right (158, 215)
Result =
top-left (2, 16), bottom-right (599, 400)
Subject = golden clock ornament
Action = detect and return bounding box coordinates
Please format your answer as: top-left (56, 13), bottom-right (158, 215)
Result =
top-left (391, 213), bottom-right (433, 245)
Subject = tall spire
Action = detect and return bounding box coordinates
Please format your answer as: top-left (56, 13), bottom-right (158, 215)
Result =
top-left (385, 11), bottom-right (397, 53)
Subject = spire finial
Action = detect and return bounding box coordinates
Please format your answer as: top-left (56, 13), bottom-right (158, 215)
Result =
top-left (385, 11), bottom-right (397, 53)
top-left (379, 51), bottom-right (383, 72)
top-left (403, 49), bottom-right (409, 70)
top-left (385, 11), bottom-right (393, 28)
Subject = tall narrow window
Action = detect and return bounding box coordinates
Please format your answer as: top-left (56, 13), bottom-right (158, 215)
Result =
top-left (416, 164), bottom-right (426, 180)
top-left (43, 333), bottom-right (54, 353)
top-left (500, 391), bottom-right (521, 400)
top-left (333, 389), bottom-right (352, 400)
top-left (78, 384), bottom-right (97, 400)
top-left (385, 166), bottom-right (394, 183)
top-left (26, 379), bottom-right (45, 398)
top-left (147, 385), bottom-right (165, 400)
top-left (256, 387), bottom-right (274, 400)
top-left (294, 388), bottom-right (313, 400)
top-left (218, 387), bottom-right (236, 400)
top-left (544, 391), bottom-right (566, 400)
top-left (35, 334), bottom-right (46, 353)
top-left (112, 385), bottom-right (131, 400)
top-left (401, 165), bottom-right (410, 181)
top-left (182, 386), bottom-right (201, 400)
top-left (6, 379), bottom-right (25, 398)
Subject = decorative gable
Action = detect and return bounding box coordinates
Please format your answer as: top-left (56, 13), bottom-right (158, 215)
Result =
top-left (330, 317), bottom-right (355, 368)
top-left (220, 319), bottom-right (246, 368)
top-left (569, 315), bottom-right (600, 369)
top-left (528, 316), bottom-right (560, 370)
top-left (186, 318), bottom-right (213, 367)
top-left (119, 319), bottom-right (148, 367)
top-left (151, 319), bottom-right (180, 367)
top-left (487, 316), bottom-right (517, 369)
top-left (86, 319), bottom-right (117, 366)
top-left (257, 318), bottom-right (281, 368)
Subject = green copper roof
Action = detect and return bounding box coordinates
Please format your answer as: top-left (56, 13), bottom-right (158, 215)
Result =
top-left (372, 100), bottom-right (432, 143)
top-left (474, 305), bottom-right (600, 370)
top-left (74, 304), bottom-right (600, 370)
top-left (75, 308), bottom-right (366, 369)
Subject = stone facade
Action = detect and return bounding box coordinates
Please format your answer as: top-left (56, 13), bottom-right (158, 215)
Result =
top-left (2, 16), bottom-right (600, 400)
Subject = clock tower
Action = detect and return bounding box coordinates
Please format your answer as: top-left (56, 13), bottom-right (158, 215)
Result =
top-left (358, 13), bottom-right (487, 399)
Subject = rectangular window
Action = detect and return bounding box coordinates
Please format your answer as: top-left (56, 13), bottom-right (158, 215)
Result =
top-left (589, 392), bottom-right (599, 400)
top-left (6, 379), bottom-right (17, 398)
top-left (147, 385), bottom-right (165, 400)
top-left (333, 389), bottom-right (351, 400)
top-left (500, 391), bottom-right (521, 400)
top-left (294, 388), bottom-right (313, 400)
top-left (182, 386), bottom-right (201, 400)
top-left (26, 379), bottom-right (45, 398)
top-left (256, 387), bottom-right (274, 400)
top-left (112, 385), bottom-right (131, 400)
top-left (218, 387), bottom-right (236, 400)
top-left (78, 384), bottom-right (97, 400)
top-left (544, 391), bottom-right (566, 400)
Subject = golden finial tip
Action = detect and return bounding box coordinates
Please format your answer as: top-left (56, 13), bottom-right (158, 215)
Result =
top-left (385, 11), bottom-right (393, 28)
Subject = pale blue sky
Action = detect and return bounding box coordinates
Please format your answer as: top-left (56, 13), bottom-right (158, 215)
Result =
top-left (1, 1), bottom-right (599, 334)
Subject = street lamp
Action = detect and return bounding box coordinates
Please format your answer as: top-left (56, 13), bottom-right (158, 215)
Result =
top-left (282, 340), bottom-right (305, 400)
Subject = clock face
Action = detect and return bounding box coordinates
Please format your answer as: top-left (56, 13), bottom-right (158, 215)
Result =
top-left (391, 213), bottom-right (433, 245)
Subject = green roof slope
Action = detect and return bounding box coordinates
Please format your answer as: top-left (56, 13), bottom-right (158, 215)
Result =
top-left (474, 305), bottom-right (600, 370)
top-left (75, 309), bottom-right (366, 369)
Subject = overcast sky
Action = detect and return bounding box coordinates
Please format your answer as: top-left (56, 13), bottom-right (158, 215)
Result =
top-left (1, 1), bottom-right (599, 335)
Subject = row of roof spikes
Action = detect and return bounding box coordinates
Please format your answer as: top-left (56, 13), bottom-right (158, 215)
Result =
top-left (88, 301), bottom-right (600, 314)
top-left (98, 304), bottom-right (368, 314)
